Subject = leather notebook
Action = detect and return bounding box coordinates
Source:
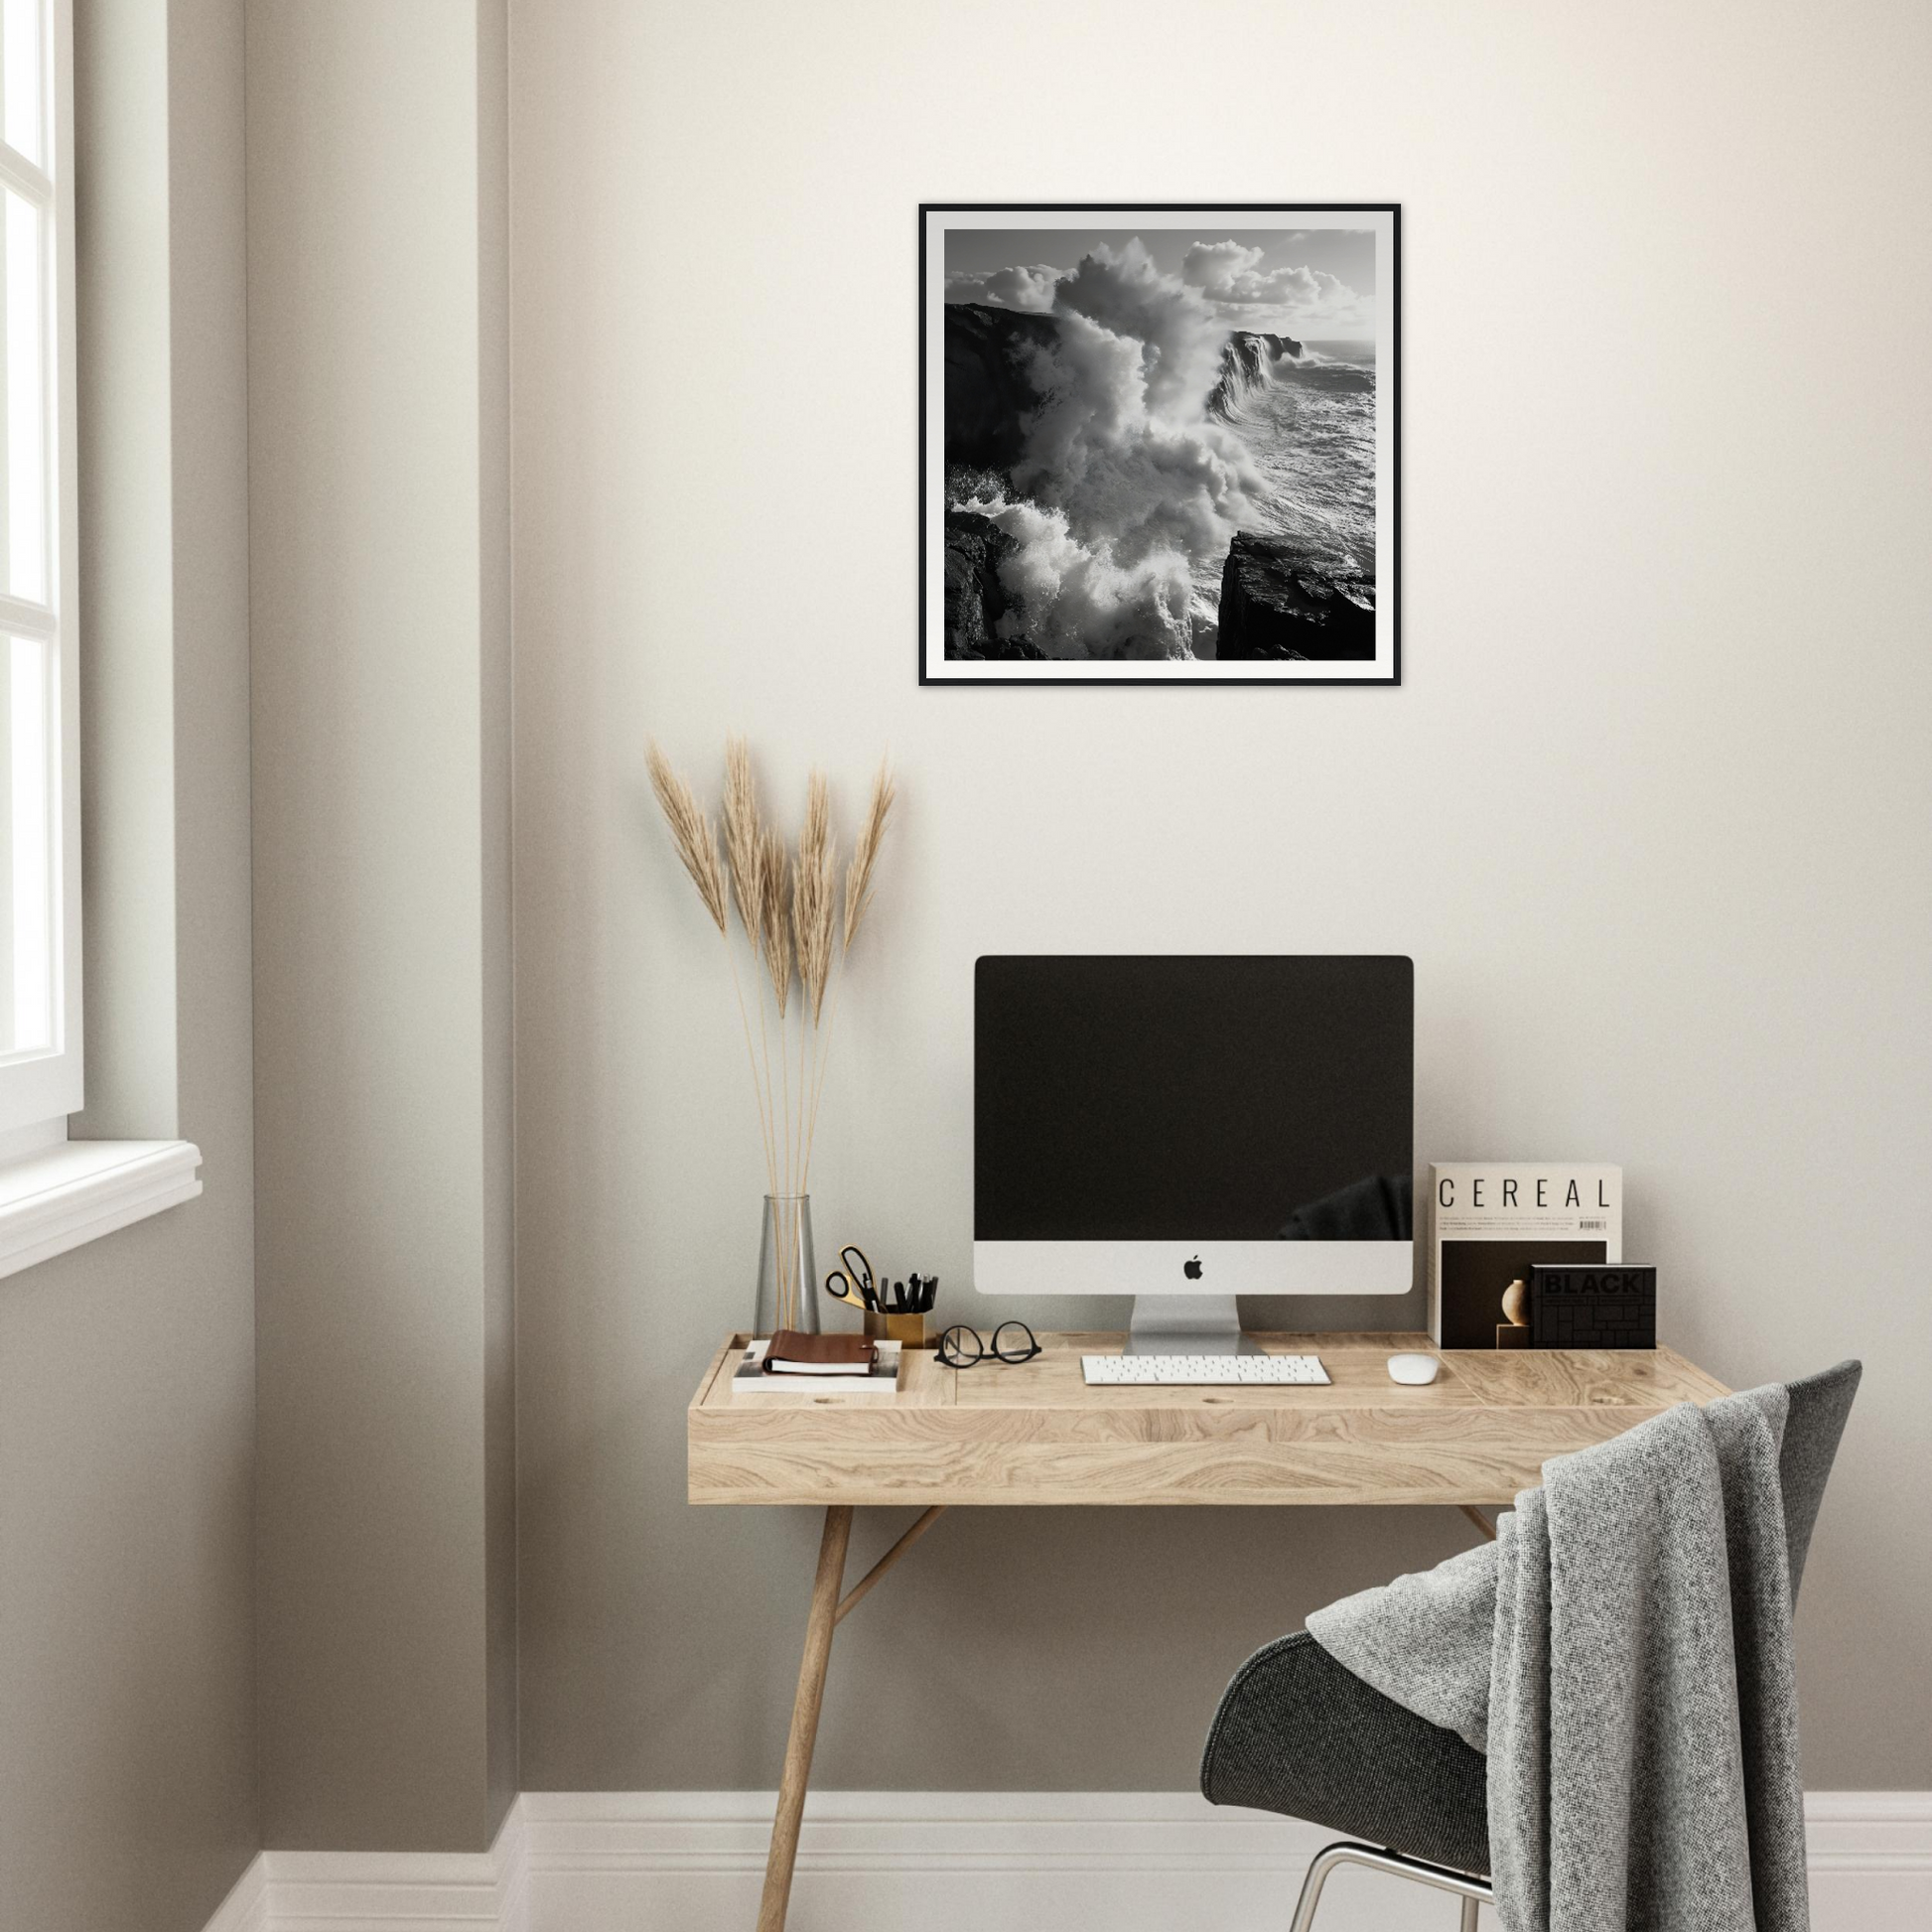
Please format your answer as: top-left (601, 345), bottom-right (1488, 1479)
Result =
top-left (763, 1329), bottom-right (878, 1375)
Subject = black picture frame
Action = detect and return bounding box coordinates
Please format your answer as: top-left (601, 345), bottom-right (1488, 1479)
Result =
top-left (919, 203), bottom-right (1401, 687)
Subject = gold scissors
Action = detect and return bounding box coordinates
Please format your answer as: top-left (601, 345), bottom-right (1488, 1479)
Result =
top-left (824, 1244), bottom-right (878, 1312)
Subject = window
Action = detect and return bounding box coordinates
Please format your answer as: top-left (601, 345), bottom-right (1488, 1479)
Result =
top-left (0, 0), bottom-right (200, 1272)
top-left (0, 0), bottom-right (75, 1143)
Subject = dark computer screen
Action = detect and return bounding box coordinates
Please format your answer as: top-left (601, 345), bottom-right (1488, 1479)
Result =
top-left (974, 956), bottom-right (1414, 1242)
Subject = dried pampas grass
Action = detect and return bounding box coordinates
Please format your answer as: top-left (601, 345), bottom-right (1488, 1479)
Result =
top-left (793, 773), bottom-right (836, 1025)
top-left (844, 759), bottom-right (896, 949)
top-left (722, 736), bottom-right (763, 940)
top-left (645, 742), bottom-right (727, 935)
top-left (645, 737), bottom-right (896, 1234)
top-left (759, 827), bottom-right (793, 1018)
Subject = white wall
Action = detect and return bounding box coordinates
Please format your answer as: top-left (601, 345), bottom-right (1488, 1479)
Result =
top-left (510, 0), bottom-right (1932, 1793)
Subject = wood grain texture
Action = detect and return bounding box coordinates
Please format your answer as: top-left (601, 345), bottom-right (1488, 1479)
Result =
top-left (756, 1505), bottom-right (851, 1932)
top-left (688, 1332), bottom-right (1731, 1508)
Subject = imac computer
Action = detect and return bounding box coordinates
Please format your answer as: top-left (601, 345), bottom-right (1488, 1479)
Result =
top-left (973, 955), bottom-right (1414, 1354)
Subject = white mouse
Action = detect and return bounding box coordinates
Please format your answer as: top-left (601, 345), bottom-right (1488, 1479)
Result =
top-left (1387, 1352), bottom-right (1442, 1386)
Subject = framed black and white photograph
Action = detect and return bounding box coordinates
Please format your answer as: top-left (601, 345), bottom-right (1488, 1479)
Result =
top-left (921, 205), bottom-right (1399, 685)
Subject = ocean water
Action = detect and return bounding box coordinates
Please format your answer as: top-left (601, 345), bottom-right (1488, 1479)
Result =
top-left (1194, 339), bottom-right (1377, 633)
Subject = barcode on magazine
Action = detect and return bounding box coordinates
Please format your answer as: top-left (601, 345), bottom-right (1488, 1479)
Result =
top-left (1580, 1218), bottom-right (1608, 1230)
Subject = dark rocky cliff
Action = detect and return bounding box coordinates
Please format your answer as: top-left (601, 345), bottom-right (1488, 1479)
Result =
top-left (942, 508), bottom-right (1042, 659)
top-left (1206, 331), bottom-right (1305, 418)
top-left (1216, 532), bottom-right (1375, 660)
top-left (944, 303), bottom-right (1059, 470)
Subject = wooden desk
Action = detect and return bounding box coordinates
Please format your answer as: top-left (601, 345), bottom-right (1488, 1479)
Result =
top-left (688, 1330), bottom-right (1728, 1931)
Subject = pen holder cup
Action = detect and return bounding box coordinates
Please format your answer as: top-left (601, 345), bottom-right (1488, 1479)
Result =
top-left (866, 1310), bottom-right (927, 1349)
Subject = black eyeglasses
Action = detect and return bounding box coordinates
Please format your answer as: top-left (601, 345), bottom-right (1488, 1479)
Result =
top-left (936, 1320), bottom-right (1040, 1368)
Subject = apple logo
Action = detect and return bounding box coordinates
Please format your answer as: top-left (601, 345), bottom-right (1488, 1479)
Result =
top-left (1183, 1255), bottom-right (1203, 1280)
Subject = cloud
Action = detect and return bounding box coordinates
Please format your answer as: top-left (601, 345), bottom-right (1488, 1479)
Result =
top-left (1180, 240), bottom-right (1368, 328)
top-left (945, 264), bottom-right (1060, 312)
top-left (1181, 240), bottom-right (1266, 296)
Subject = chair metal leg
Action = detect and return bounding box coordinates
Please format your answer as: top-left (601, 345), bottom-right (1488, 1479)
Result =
top-left (1288, 1841), bottom-right (1493, 1932)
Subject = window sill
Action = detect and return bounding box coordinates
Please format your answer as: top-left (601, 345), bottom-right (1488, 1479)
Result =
top-left (0, 1139), bottom-right (203, 1282)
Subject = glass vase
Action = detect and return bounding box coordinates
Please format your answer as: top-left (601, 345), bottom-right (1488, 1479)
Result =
top-left (754, 1193), bottom-right (818, 1338)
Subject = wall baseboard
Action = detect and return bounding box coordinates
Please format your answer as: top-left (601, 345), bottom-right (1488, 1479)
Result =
top-left (201, 1852), bottom-right (268, 1932)
top-left (201, 1789), bottom-right (1932, 1932)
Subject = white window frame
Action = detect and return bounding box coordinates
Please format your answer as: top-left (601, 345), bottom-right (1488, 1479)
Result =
top-left (0, 0), bottom-right (78, 1141)
top-left (0, 0), bottom-right (200, 1278)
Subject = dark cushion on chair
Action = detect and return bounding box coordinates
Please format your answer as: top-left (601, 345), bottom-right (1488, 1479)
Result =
top-left (1200, 1630), bottom-right (1491, 1876)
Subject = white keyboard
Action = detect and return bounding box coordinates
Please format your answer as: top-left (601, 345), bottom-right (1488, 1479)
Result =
top-left (1081, 1352), bottom-right (1329, 1386)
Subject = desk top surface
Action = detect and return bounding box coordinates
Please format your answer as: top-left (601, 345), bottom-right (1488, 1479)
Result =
top-left (687, 1331), bottom-right (1728, 1508)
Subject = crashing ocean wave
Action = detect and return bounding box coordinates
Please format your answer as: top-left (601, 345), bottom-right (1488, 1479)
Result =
top-left (960, 491), bottom-right (1197, 661)
top-left (971, 246), bottom-right (1272, 658)
top-left (1207, 336), bottom-right (1378, 421)
top-left (1205, 331), bottom-right (1305, 419)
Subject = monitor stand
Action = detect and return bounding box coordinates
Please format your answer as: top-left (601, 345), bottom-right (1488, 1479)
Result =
top-left (1124, 1294), bottom-right (1258, 1356)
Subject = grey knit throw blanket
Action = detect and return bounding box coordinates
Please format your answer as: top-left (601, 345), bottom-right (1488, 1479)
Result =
top-left (1307, 1387), bottom-right (1809, 1932)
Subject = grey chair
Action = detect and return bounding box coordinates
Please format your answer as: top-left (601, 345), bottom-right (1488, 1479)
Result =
top-left (1200, 1361), bottom-right (1862, 1930)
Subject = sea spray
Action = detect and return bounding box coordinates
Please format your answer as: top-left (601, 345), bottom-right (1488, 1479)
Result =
top-left (964, 244), bottom-right (1275, 660)
top-left (962, 494), bottom-right (1196, 662)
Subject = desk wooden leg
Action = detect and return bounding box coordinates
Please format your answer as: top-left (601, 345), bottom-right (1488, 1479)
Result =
top-left (837, 1505), bottom-right (944, 1625)
top-left (1458, 1505), bottom-right (1498, 1542)
top-left (757, 1504), bottom-right (853, 1932)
